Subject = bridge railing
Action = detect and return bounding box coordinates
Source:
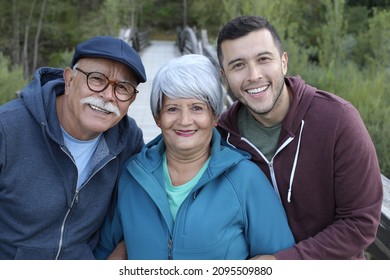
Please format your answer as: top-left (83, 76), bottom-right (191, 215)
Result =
top-left (176, 26), bottom-right (234, 109)
top-left (119, 28), bottom-right (150, 52)
top-left (177, 26), bottom-right (200, 55)
top-left (367, 175), bottom-right (390, 259)
top-left (177, 25), bottom-right (390, 260)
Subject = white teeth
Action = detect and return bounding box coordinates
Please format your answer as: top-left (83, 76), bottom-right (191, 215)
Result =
top-left (247, 85), bottom-right (268, 94)
top-left (90, 105), bottom-right (110, 114)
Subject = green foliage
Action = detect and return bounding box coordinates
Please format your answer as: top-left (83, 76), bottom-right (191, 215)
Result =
top-left (48, 49), bottom-right (74, 69)
top-left (0, 53), bottom-right (28, 104)
top-left (137, 0), bottom-right (182, 31)
top-left (364, 8), bottom-right (390, 71)
top-left (318, 0), bottom-right (347, 67)
top-left (295, 60), bottom-right (390, 178)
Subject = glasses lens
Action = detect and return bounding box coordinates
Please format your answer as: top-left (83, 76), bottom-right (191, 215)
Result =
top-left (81, 68), bottom-right (137, 102)
top-left (115, 83), bottom-right (136, 101)
top-left (87, 72), bottom-right (108, 91)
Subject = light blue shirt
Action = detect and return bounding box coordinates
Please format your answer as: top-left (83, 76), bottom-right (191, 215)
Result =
top-left (61, 128), bottom-right (101, 189)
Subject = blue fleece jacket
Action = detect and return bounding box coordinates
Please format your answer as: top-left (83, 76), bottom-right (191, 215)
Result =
top-left (95, 130), bottom-right (295, 259)
top-left (0, 67), bottom-right (144, 259)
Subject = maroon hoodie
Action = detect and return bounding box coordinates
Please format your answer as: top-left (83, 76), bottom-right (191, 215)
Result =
top-left (217, 75), bottom-right (383, 259)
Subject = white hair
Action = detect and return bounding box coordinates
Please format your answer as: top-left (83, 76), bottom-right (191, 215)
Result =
top-left (150, 54), bottom-right (223, 117)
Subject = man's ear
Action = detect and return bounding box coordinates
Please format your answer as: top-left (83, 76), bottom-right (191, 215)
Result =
top-left (63, 67), bottom-right (74, 93)
top-left (281, 52), bottom-right (288, 75)
top-left (220, 68), bottom-right (226, 79)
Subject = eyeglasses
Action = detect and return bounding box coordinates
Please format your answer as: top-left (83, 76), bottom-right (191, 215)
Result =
top-left (75, 67), bottom-right (138, 102)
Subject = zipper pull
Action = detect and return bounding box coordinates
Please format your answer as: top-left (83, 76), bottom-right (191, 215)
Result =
top-left (168, 239), bottom-right (173, 260)
top-left (74, 190), bottom-right (79, 204)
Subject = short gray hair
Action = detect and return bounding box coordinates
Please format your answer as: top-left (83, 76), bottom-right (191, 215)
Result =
top-left (150, 54), bottom-right (223, 117)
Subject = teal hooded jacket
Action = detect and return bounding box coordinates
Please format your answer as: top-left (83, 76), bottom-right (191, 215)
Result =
top-left (95, 129), bottom-right (294, 260)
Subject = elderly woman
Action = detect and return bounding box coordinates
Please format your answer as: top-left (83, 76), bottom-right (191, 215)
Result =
top-left (94, 54), bottom-right (294, 260)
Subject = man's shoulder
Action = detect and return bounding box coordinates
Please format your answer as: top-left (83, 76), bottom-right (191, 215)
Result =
top-left (0, 98), bottom-right (28, 122)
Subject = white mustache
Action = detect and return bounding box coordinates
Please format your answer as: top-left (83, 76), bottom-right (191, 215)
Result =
top-left (80, 96), bottom-right (121, 117)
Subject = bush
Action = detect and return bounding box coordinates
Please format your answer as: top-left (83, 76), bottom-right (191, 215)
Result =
top-left (0, 53), bottom-right (28, 105)
top-left (296, 60), bottom-right (390, 178)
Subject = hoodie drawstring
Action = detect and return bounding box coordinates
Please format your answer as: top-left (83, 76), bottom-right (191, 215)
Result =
top-left (225, 119), bottom-right (305, 203)
top-left (287, 120), bottom-right (305, 203)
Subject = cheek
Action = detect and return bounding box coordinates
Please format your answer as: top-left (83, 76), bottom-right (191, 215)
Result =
top-left (157, 115), bottom-right (174, 129)
top-left (118, 103), bottom-right (130, 116)
top-left (200, 114), bottom-right (216, 129)
top-left (226, 73), bottom-right (243, 90)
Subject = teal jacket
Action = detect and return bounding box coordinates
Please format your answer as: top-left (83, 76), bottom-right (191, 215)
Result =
top-left (95, 129), bottom-right (294, 259)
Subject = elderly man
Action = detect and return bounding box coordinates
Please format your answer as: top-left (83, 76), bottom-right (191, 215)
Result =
top-left (0, 36), bottom-right (146, 259)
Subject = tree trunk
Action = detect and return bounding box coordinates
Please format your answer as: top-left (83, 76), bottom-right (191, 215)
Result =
top-left (12, 0), bottom-right (21, 66)
top-left (33, 0), bottom-right (47, 72)
top-left (22, 0), bottom-right (37, 79)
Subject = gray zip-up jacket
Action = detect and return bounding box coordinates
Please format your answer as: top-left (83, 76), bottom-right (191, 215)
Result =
top-left (0, 67), bottom-right (144, 259)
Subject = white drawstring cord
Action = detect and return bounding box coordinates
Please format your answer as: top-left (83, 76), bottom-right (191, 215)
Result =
top-left (287, 120), bottom-right (305, 203)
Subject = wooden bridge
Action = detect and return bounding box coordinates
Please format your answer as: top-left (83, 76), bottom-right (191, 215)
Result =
top-left (127, 40), bottom-right (181, 143)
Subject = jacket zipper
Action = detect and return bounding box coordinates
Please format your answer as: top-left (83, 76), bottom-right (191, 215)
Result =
top-left (54, 145), bottom-right (116, 260)
top-left (240, 136), bottom-right (294, 200)
top-left (168, 239), bottom-right (173, 260)
top-left (165, 188), bottom-right (198, 260)
top-left (54, 190), bottom-right (78, 259)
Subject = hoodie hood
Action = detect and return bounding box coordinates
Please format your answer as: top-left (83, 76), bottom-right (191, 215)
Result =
top-left (282, 76), bottom-right (315, 136)
top-left (19, 67), bottom-right (66, 144)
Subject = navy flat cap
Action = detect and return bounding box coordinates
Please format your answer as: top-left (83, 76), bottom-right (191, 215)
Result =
top-left (70, 36), bottom-right (146, 83)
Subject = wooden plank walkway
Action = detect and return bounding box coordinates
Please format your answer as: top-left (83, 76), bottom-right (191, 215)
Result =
top-left (127, 40), bottom-right (181, 143)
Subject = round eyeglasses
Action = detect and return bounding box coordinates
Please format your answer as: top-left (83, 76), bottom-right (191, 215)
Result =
top-left (75, 67), bottom-right (138, 102)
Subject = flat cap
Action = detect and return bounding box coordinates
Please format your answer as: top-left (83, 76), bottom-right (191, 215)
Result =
top-left (71, 36), bottom-right (146, 83)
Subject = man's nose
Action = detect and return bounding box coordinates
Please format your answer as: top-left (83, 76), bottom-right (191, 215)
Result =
top-left (99, 81), bottom-right (117, 101)
top-left (247, 63), bottom-right (263, 81)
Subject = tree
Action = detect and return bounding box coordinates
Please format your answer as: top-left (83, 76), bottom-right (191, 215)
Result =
top-left (318, 0), bottom-right (347, 68)
top-left (33, 0), bottom-right (47, 74)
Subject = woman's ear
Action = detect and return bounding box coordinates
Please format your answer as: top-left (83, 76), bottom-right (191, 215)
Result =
top-left (154, 117), bottom-right (161, 127)
top-left (213, 115), bottom-right (219, 127)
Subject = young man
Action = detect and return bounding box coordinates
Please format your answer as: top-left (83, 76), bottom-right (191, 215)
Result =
top-left (0, 36), bottom-right (146, 259)
top-left (216, 16), bottom-right (383, 259)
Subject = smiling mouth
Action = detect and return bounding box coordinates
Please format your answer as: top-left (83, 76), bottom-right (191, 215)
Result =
top-left (89, 104), bottom-right (111, 114)
top-left (175, 130), bottom-right (196, 136)
top-left (246, 85), bottom-right (269, 94)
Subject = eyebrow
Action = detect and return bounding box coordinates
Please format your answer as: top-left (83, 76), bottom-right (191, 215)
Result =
top-left (227, 51), bottom-right (274, 66)
top-left (227, 58), bottom-right (243, 66)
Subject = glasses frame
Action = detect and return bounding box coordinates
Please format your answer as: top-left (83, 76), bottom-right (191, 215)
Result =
top-left (75, 67), bottom-right (138, 102)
